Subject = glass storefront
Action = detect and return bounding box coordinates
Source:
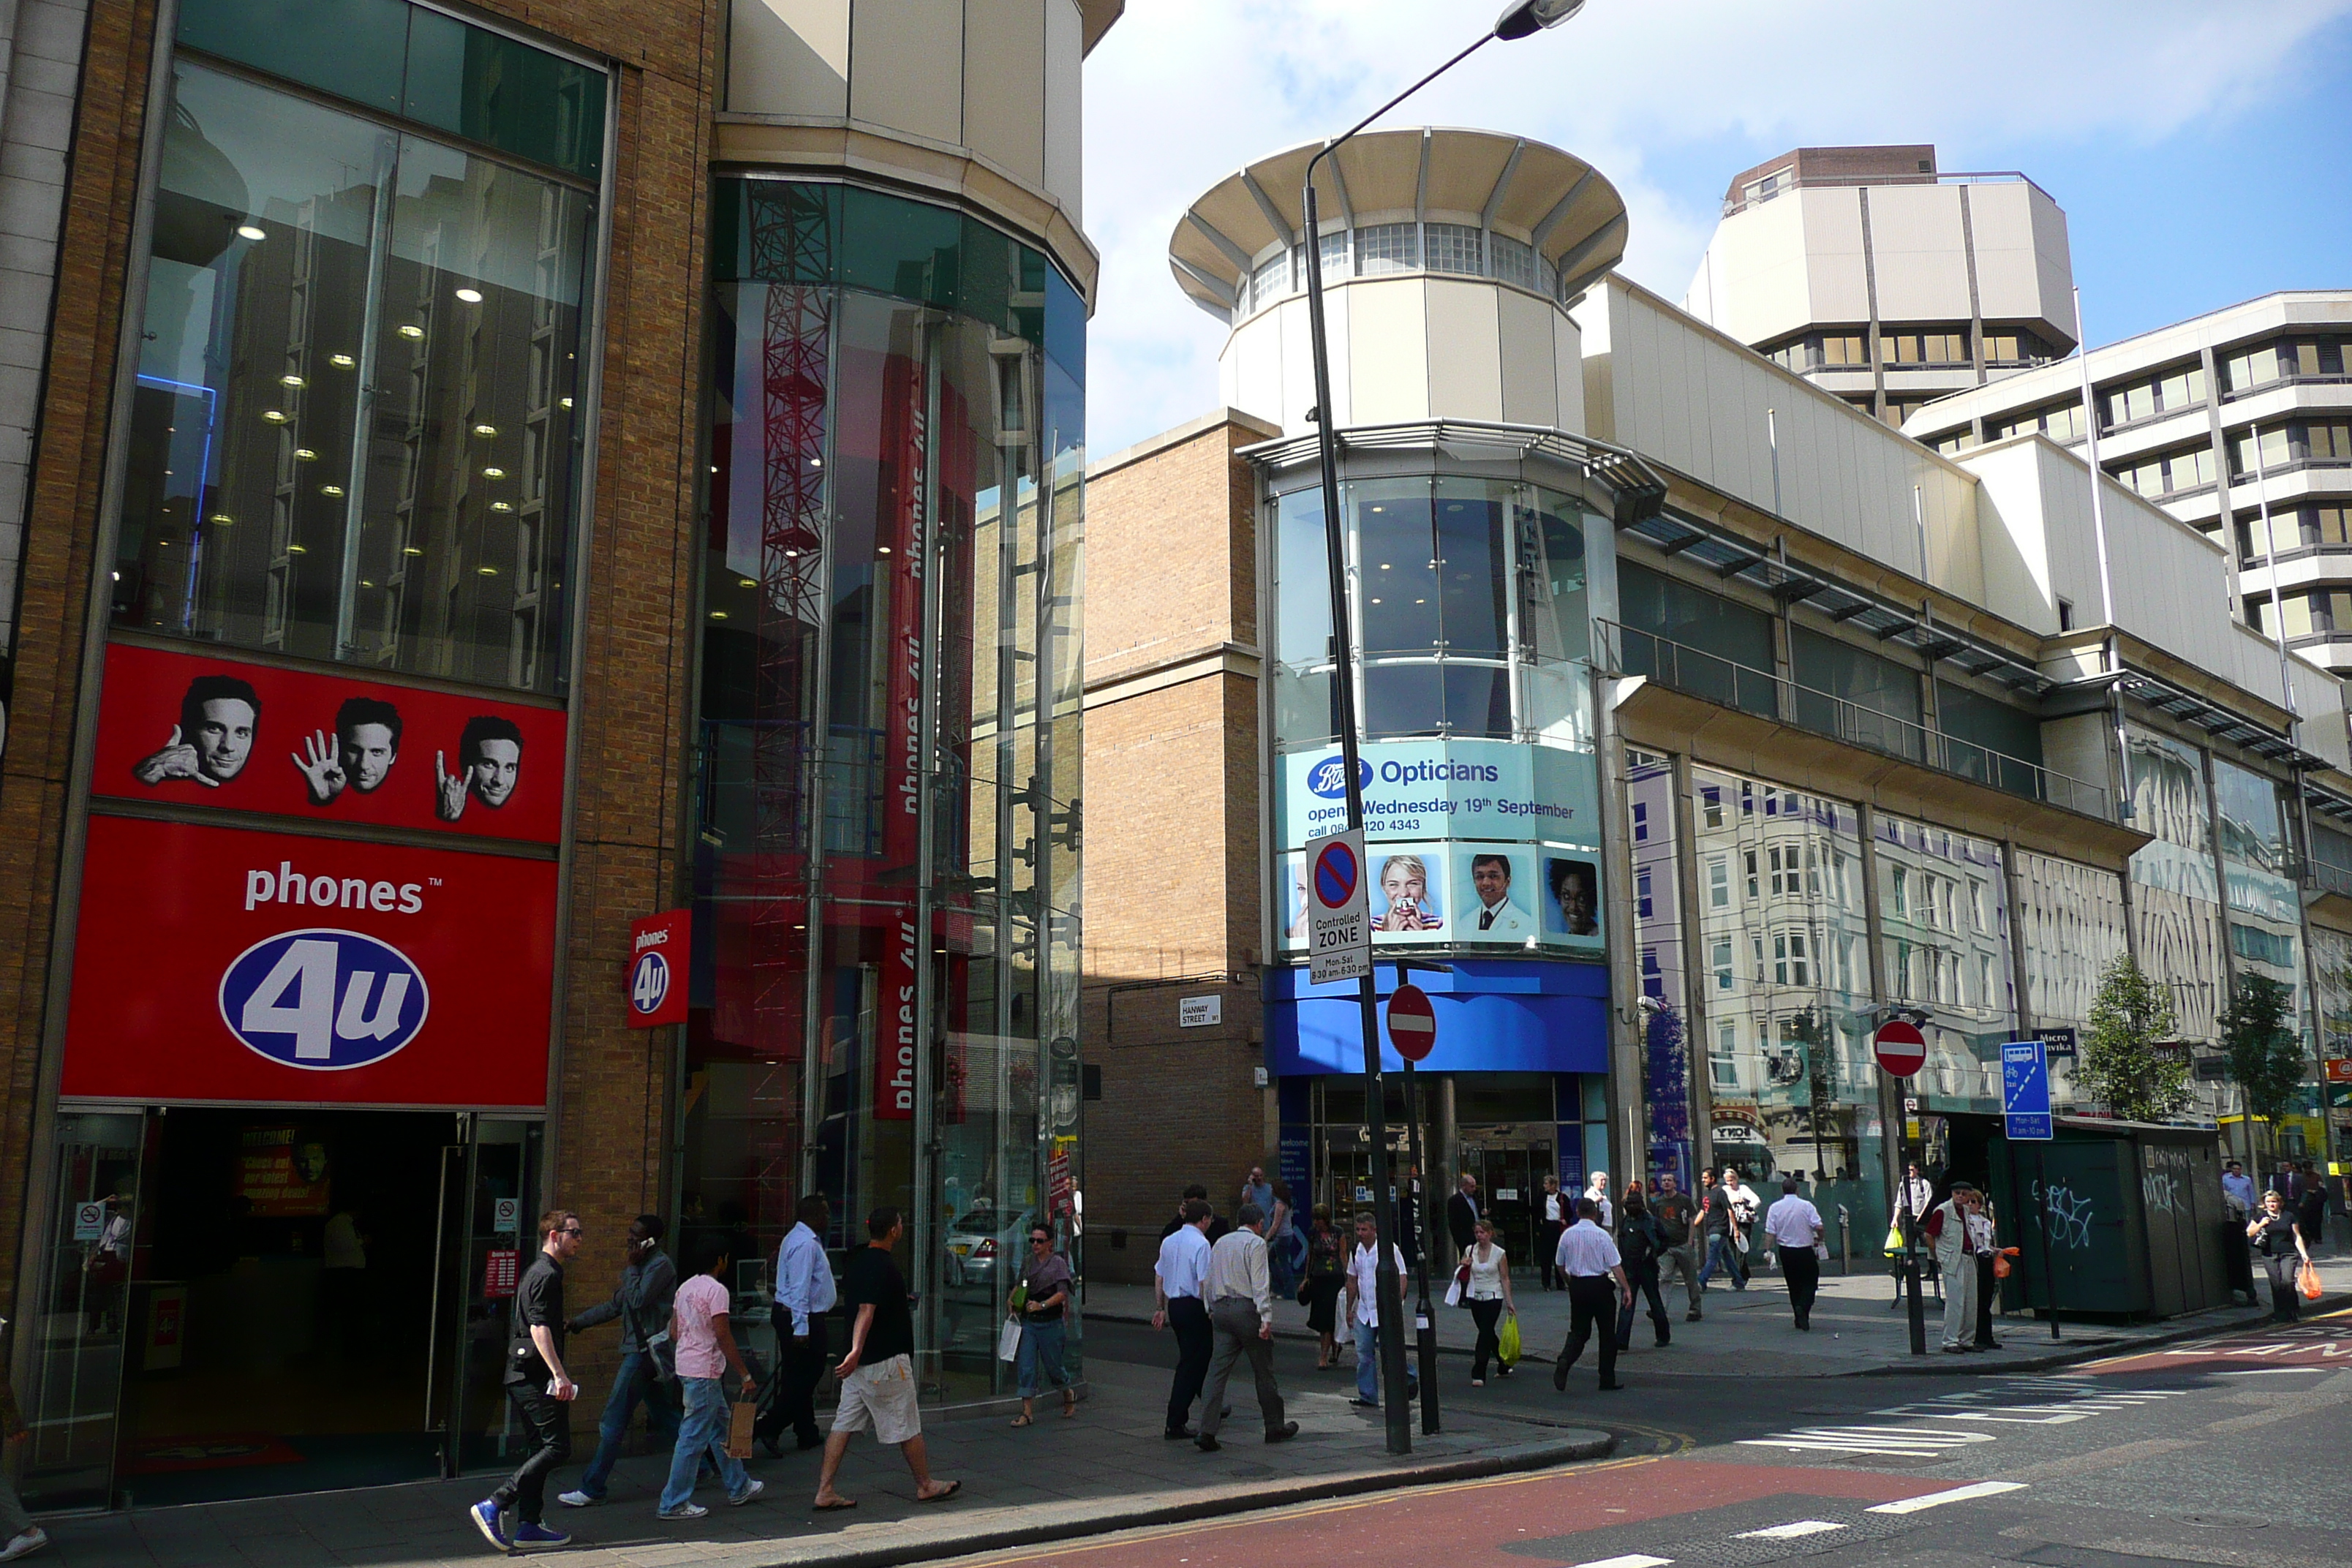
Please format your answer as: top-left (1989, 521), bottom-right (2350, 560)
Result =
top-left (2128, 727), bottom-right (2226, 1044)
top-left (2014, 848), bottom-right (2128, 1108)
top-left (690, 178), bottom-right (1085, 1402)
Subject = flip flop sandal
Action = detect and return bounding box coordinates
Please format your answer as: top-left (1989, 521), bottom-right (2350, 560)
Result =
top-left (1009, 1414), bottom-right (1033, 1427)
top-left (813, 1499), bottom-right (857, 1512)
top-left (918, 1482), bottom-right (962, 1504)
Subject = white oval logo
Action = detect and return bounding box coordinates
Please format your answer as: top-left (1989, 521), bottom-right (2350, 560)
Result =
top-left (218, 928), bottom-right (431, 1071)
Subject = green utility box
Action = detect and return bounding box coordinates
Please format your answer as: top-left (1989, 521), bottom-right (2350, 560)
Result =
top-left (1989, 1119), bottom-right (2231, 1320)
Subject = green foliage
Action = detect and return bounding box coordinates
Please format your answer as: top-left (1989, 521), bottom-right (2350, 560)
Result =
top-left (2081, 955), bottom-right (2189, 1123)
top-left (2218, 973), bottom-right (2307, 1128)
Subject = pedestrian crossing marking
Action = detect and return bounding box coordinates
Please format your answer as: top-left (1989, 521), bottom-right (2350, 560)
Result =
top-left (1738, 1425), bottom-right (2002, 1457)
top-left (1733, 1520), bottom-right (1844, 1539)
top-left (1564, 1557), bottom-right (1673, 1568)
top-left (1866, 1480), bottom-right (2028, 1514)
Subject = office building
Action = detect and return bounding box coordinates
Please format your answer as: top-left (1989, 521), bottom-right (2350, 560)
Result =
top-left (1682, 145), bottom-right (2076, 426)
top-left (0, 0), bottom-right (1115, 1512)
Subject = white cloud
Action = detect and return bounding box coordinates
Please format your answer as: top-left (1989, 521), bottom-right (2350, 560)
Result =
top-left (1079, 0), bottom-right (2352, 456)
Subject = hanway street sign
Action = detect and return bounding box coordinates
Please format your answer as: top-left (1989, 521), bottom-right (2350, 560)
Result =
top-left (1388, 983), bottom-right (1436, 1062)
top-left (1874, 1019), bottom-right (1927, 1077)
top-left (1307, 828), bottom-right (1371, 984)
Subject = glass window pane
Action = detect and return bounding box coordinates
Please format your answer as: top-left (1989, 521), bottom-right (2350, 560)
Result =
top-left (1432, 478), bottom-right (1507, 657)
top-left (1522, 489), bottom-right (1589, 664)
top-left (1353, 478), bottom-right (1438, 654)
top-left (404, 11), bottom-right (607, 181)
top-left (176, 0), bottom-right (410, 116)
top-left (1442, 663), bottom-right (1511, 737)
top-left (1364, 663), bottom-right (1443, 738)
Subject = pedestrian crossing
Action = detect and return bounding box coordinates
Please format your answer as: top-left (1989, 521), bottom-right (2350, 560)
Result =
top-left (1561, 1482), bottom-right (2027, 1568)
top-left (1736, 1376), bottom-right (2181, 1455)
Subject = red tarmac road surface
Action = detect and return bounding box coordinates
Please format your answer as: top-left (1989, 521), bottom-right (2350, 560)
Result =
top-left (962, 1456), bottom-right (1953, 1568)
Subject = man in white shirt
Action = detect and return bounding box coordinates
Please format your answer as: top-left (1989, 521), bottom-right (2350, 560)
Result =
top-left (1341, 1213), bottom-right (1414, 1409)
top-left (1193, 1204), bottom-right (1298, 1450)
top-left (1153, 1199), bottom-right (1215, 1438)
top-left (1551, 1199), bottom-right (1632, 1392)
top-left (1583, 1171), bottom-right (1614, 1232)
top-left (1722, 1168), bottom-right (1760, 1277)
top-left (1889, 1161), bottom-right (1937, 1310)
top-left (760, 1194), bottom-right (837, 1454)
top-left (1467, 854), bottom-right (1532, 935)
top-left (1761, 1178), bottom-right (1825, 1330)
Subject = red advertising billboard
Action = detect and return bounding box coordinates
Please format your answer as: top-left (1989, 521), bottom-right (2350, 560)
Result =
top-left (62, 815), bottom-right (555, 1108)
top-left (89, 641), bottom-right (565, 845)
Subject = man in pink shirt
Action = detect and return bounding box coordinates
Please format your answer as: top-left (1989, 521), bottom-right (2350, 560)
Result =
top-left (657, 1241), bottom-right (764, 1520)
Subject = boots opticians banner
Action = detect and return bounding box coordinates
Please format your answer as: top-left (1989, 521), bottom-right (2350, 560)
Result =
top-left (62, 815), bottom-right (556, 1107)
top-left (89, 641), bottom-right (567, 845)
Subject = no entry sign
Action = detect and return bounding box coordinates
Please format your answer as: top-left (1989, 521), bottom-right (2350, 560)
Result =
top-left (1874, 1019), bottom-right (1927, 1078)
top-left (1388, 983), bottom-right (1436, 1061)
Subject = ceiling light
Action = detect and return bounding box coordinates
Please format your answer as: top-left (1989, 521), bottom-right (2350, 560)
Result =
top-left (320, 484), bottom-right (344, 497)
top-left (287, 544), bottom-right (307, 554)
top-left (483, 467), bottom-right (505, 478)
top-left (738, 577), bottom-right (756, 589)
top-left (877, 546), bottom-right (892, 555)
top-left (709, 609), bottom-right (728, 619)
top-left (330, 353), bottom-right (356, 368)
top-left (208, 513), bottom-right (233, 525)
top-left (478, 565), bottom-right (499, 576)
top-left (491, 500), bottom-right (513, 513)
top-left (236, 223), bottom-right (267, 241)
top-left (454, 287), bottom-right (483, 304)
top-left (559, 396), bottom-right (573, 409)
top-left (398, 325), bottom-right (425, 340)
top-left (404, 546), bottom-right (423, 556)
top-left (263, 410), bottom-right (289, 423)
top-left (473, 423), bottom-right (497, 437)
top-left (280, 374), bottom-right (305, 388)
top-left (293, 448), bottom-right (317, 461)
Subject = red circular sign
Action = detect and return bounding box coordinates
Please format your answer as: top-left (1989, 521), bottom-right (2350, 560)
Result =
top-left (1873, 1019), bottom-right (1927, 1077)
top-left (1389, 983), bottom-right (1437, 1062)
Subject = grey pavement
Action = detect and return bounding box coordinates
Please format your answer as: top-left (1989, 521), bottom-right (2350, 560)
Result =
top-left (1082, 1246), bottom-right (2352, 1378)
top-left (39, 1350), bottom-right (1609, 1568)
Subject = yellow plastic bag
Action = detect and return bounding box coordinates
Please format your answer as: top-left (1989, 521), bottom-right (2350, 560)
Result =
top-left (1497, 1311), bottom-right (1521, 1368)
top-left (1882, 1221), bottom-right (1905, 1257)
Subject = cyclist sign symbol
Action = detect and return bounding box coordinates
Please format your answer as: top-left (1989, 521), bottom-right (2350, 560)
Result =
top-left (1307, 828), bottom-right (1370, 984)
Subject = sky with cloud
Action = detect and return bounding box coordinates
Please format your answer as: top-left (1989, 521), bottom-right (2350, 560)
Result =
top-left (1079, 0), bottom-right (2352, 458)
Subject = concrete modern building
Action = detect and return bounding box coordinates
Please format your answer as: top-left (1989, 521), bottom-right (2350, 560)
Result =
top-left (1683, 146), bottom-right (2076, 426)
top-left (1081, 127), bottom-right (2352, 1284)
top-left (0, 0), bottom-right (1115, 1514)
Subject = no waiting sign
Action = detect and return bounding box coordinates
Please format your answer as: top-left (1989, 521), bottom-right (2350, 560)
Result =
top-left (1306, 828), bottom-right (1370, 984)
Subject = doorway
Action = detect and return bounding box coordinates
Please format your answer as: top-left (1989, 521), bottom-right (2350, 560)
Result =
top-left (22, 1107), bottom-right (539, 1509)
top-left (1455, 1129), bottom-right (1555, 1268)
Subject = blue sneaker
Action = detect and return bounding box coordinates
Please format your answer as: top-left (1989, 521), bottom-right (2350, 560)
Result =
top-left (470, 1500), bottom-right (513, 1554)
top-left (511, 1521), bottom-right (571, 1548)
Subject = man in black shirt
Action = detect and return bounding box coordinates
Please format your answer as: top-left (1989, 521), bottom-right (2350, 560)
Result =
top-left (472, 1208), bottom-right (584, 1552)
top-left (813, 1207), bottom-right (960, 1509)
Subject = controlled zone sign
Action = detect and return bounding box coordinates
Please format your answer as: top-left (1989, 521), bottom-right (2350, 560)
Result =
top-left (1388, 983), bottom-right (1436, 1062)
top-left (1306, 828), bottom-right (1370, 984)
top-left (1873, 1019), bottom-right (1926, 1078)
top-left (2002, 1039), bottom-right (2053, 1140)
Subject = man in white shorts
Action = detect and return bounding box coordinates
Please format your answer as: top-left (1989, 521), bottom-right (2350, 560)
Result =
top-left (812, 1207), bottom-right (960, 1509)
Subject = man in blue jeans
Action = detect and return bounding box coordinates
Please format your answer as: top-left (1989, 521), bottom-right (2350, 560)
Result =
top-left (1341, 1213), bottom-right (1414, 1408)
top-left (657, 1240), bottom-right (764, 1520)
top-left (1695, 1169), bottom-right (1747, 1292)
top-left (557, 1214), bottom-right (679, 1508)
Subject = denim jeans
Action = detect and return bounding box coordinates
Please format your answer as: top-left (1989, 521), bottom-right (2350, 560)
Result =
top-left (1353, 1319), bottom-right (1381, 1403)
top-left (575, 1349), bottom-right (681, 1499)
top-left (1017, 1316), bottom-right (1071, 1398)
top-left (659, 1377), bottom-right (750, 1513)
top-left (1699, 1233), bottom-right (1746, 1289)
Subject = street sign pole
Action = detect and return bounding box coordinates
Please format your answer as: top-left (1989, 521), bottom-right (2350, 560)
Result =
top-left (1388, 972), bottom-right (1442, 1436)
top-left (2002, 1039), bottom-right (2059, 1341)
top-left (1875, 1019), bottom-right (1930, 1357)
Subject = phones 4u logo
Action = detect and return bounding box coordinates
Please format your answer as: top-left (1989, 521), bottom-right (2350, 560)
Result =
top-left (218, 929), bottom-right (431, 1069)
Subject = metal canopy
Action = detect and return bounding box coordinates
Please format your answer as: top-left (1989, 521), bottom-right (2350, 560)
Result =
top-left (1619, 508), bottom-right (2054, 697)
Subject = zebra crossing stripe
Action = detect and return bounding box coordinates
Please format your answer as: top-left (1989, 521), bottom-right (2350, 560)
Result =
top-left (1866, 1480), bottom-right (2029, 1515)
top-left (1737, 1425), bottom-right (2002, 1457)
top-left (1564, 1557), bottom-right (1674, 1568)
top-left (1734, 1520), bottom-right (1845, 1539)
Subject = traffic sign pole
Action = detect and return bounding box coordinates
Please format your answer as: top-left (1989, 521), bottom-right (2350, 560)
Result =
top-left (1876, 1020), bottom-right (1930, 1357)
top-left (1388, 973), bottom-right (1441, 1436)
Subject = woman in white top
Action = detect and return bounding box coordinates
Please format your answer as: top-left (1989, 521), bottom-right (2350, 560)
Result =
top-left (1461, 1218), bottom-right (1517, 1385)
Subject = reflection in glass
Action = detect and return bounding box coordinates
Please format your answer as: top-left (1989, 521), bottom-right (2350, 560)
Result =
top-left (113, 61), bottom-right (593, 693)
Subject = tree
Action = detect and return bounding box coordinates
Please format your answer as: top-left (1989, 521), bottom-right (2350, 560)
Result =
top-left (2218, 973), bottom-right (2307, 1161)
top-left (2081, 956), bottom-right (2189, 1123)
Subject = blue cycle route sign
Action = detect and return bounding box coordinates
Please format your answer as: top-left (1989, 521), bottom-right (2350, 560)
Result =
top-left (2002, 1039), bottom-right (2052, 1141)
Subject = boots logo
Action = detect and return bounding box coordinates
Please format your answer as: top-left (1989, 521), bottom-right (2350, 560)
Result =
top-left (1306, 757), bottom-right (1372, 799)
top-left (218, 930), bottom-right (430, 1070)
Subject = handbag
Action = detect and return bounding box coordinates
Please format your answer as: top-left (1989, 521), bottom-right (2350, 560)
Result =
top-left (725, 1390), bottom-right (758, 1460)
top-left (1444, 1257), bottom-right (1470, 1308)
top-left (996, 1314), bottom-right (1025, 1362)
top-left (1497, 1311), bottom-right (1521, 1368)
top-left (1295, 1278), bottom-right (1314, 1308)
top-left (2299, 1259), bottom-right (2324, 1301)
top-left (644, 1327), bottom-right (677, 1383)
top-left (1991, 1247), bottom-right (2018, 1280)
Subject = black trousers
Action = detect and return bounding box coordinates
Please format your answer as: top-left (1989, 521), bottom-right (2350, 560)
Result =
top-left (1165, 1296), bottom-right (1213, 1432)
top-left (1974, 1254), bottom-right (1997, 1344)
top-left (1556, 1275), bottom-right (1618, 1387)
top-left (493, 1383), bottom-right (572, 1525)
top-left (1782, 1246), bottom-right (1820, 1327)
top-left (1539, 1222), bottom-right (1567, 1288)
top-left (1468, 1298), bottom-right (1504, 1379)
top-left (2261, 1254), bottom-right (2302, 1322)
top-left (756, 1309), bottom-right (827, 1447)
top-left (1613, 1261), bottom-right (1669, 1349)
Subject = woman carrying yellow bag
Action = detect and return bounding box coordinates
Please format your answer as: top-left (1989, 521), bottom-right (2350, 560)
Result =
top-left (1461, 1219), bottom-right (1517, 1386)
top-left (2247, 1188), bottom-right (2312, 1324)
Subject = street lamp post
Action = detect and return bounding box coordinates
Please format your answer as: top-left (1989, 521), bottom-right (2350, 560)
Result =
top-left (1297, 0), bottom-right (1586, 1456)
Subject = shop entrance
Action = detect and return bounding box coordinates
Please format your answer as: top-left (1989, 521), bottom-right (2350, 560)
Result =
top-left (1456, 1128), bottom-right (1555, 1267)
top-left (23, 1108), bottom-right (540, 1509)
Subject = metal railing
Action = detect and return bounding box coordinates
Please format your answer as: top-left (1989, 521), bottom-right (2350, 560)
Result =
top-left (1599, 620), bottom-right (2111, 820)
